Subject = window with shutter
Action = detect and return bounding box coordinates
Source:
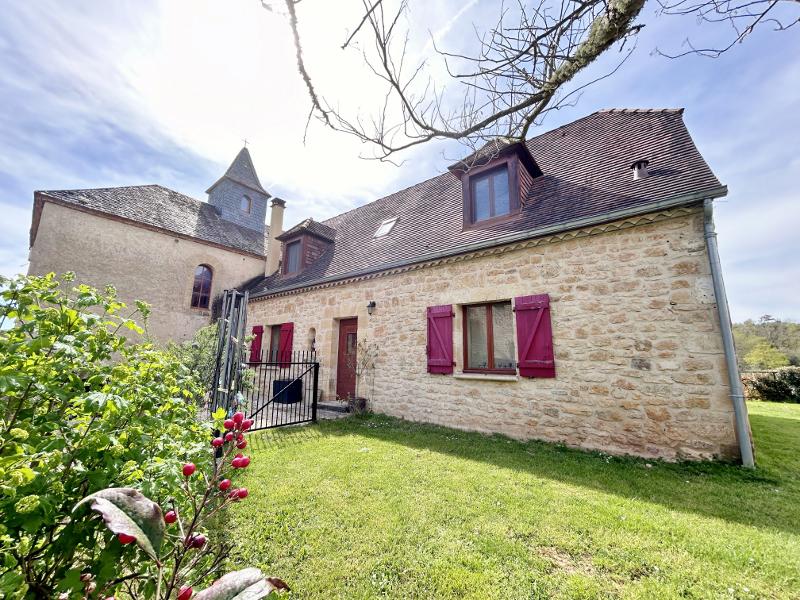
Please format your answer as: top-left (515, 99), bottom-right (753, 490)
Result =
top-left (426, 305), bottom-right (454, 374)
top-left (249, 325), bottom-right (263, 363)
top-left (514, 294), bottom-right (555, 378)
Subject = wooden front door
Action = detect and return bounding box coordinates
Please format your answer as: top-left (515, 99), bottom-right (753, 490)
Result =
top-left (336, 318), bottom-right (358, 399)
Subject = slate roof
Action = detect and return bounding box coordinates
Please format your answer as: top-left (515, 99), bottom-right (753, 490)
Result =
top-left (206, 147), bottom-right (270, 197)
top-left (249, 109), bottom-right (725, 298)
top-left (33, 184), bottom-right (268, 257)
top-left (276, 218), bottom-right (337, 242)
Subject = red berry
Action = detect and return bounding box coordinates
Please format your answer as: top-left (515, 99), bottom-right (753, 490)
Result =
top-left (192, 534), bottom-right (207, 548)
top-left (235, 452), bottom-right (244, 458)
top-left (236, 439), bottom-right (247, 449)
top-left (236, 432), bottom-right (244, 441)
top-left (241, 419), bottom-right (253, 431)
top-left (231, 457), bottom-right (243, 468)
top-left (223, 419), bottom-right (235, 430)
top-left (219, 478), bottom-right (232, 491)
top-left (237, 488), bottom-right (249, 499)
top-left (182, 463), bottom-right (196, 477)
top-left (224, 432), bottom-right (234, 442)
top-left (211, 437), bottom-right (224, 448)
top-left (233, 411), bottom-right (245, 425)
top-left (178, 586), bottom-right (193, 600)
top-left (164, 510), bottom-right (177, 524)
top-left (229, 489), bottom-right (240, 500)
top-left (117, 533), bottom-right (136, 545)
top-left (240, 456), bottom-right (251, 468)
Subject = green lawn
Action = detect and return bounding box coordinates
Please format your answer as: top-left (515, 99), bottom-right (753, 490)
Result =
top-left (229, 402), bottom-right (800, 599)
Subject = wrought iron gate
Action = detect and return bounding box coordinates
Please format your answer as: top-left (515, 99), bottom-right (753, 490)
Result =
top-left (210, 290), bottom-right (318, 431)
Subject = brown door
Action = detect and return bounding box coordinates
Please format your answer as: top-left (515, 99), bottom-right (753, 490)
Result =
top-left (336, 318), bottom-right (358, 399)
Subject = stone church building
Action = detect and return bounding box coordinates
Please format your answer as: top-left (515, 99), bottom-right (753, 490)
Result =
top-left (27, 109), bottom-right (754, 464)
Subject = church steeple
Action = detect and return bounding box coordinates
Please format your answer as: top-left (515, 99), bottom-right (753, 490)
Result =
top-left (206, 148), bottom-right (270, 233)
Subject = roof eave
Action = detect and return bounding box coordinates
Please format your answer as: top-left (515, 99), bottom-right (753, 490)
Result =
top-left (205, 175), bottom-right (271, 198)
top-left (250, 185), bottom-right (727, 299)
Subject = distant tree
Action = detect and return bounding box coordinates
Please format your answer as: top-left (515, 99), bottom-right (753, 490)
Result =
top-left (744, 341), bottom-right (790, 370)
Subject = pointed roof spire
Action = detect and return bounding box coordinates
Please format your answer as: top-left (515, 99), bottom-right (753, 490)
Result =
top-left (206, 147), bottom-right (270, 197)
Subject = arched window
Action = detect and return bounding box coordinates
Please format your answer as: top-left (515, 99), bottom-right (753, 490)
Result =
top-left (240, 195), bottom-right (252, 214)
top-left (190, 265), bottom-right (213, 309)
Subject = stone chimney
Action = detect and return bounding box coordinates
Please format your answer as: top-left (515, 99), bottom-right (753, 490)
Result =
top-left (265, 198), bottom-right (285, 276)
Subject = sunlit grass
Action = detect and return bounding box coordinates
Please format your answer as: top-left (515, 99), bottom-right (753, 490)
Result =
top-left (230, 402), bottom-right (800, 599)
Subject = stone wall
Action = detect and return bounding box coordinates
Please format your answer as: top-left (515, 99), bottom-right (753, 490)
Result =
top-left (28, 201), bottom-right (266, 343)
top-left (248, 205), bottom-right (743, 461)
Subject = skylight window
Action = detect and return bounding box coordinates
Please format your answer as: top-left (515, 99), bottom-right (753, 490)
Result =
top-left (374, 217), bottom-right (398, 238)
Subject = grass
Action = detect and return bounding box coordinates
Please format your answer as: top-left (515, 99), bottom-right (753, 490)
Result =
top-left (229, 402), bottom-right (800, 599)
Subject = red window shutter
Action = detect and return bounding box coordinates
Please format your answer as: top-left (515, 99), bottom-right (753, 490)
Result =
top-left (426, 305), bottom-right (454, 374)
top-left (249, 325), bottom-right (263, 363)
top-left (278, 322), bottom-right (294, 366)
top-left (514, 294), bottom-right (555, 378)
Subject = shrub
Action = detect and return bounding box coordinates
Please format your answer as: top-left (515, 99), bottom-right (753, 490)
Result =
top-left (0, 273), bottom-right (214, 597)
top-left (168, 324), bottom-right (219, 395)
top-left (744, 368), bottom-right (800, 403)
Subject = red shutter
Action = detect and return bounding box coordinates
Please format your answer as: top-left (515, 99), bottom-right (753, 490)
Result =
top-left (249, 325), bottom-right (263, 363)
top-left (278, 322), bottom-right (294, 366)
top-left (514, 294), bottom-right (555, 378)
top-left (427, 305), bottom-right (454, 374)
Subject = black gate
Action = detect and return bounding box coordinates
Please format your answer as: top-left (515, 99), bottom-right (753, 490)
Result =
top-left (242, 351), bottom-right (319, 431)
top-left (209, 290), bottom-right (318, 430)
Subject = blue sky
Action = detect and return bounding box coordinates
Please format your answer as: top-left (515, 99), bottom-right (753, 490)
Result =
top-left (0, 0), bottom-right (797, 322)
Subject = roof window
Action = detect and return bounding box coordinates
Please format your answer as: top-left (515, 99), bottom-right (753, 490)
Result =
top-left (374, 217), bottom-right (398, 238)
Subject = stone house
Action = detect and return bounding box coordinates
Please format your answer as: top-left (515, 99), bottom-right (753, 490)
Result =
top-left (28, 148), bottom-right (285, 342)
top-left (245, 109), bottom-right (752, 463)
top-left (26, 108), bottom-right (753, 463)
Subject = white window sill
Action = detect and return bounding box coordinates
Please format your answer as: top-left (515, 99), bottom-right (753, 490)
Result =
top-left (454, 373), bottom-right (519, 383)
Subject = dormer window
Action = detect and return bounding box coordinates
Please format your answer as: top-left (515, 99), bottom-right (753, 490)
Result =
top-left (450, 139), bottom-right (542, 229)
top-left (374, 217), bottom-right (398, 238)
top-left (471, 166), bottom-right (510, 222)
top-left (284, 240), bottom-right (302, 274)
top-left (240, 195), bottom-right (252, 213)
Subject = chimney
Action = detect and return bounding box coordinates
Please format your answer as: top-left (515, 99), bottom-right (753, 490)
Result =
top-left (265, 198), bottom-right (285, 276)
top-left (630, 159), bottom-right (650, 181)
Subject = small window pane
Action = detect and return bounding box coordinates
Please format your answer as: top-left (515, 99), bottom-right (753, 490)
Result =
top-left (492, 302), bottom-right (515, 369)
top-left (191, 265), bottom-right (212, 309)
top-left (374, 217), bottom-right (397, 238)
top-left (493, 171), bottom-right (510, 216)
top-left (240, 195), bottom-right (251, 213)
top-left (270, 326), bottom-right (281, 361)
top-left (466, 305), bottom-right (488, 369)
top-left (473, 176), bottom-right (491, 221)
top-left (285, 241), bottom-right (301, 273)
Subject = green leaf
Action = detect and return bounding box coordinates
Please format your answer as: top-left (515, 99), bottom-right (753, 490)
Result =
top-left (73, 487), bottom-right (165, 561)
top-left (212, 406), bottom-right (227, 421)
top-left (193, 568), bottom-right (287, 600)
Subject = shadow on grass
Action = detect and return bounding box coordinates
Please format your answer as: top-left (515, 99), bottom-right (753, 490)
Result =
top-left (296, 410), bottom-right (800, 536)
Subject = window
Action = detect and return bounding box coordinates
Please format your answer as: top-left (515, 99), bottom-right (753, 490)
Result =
top-left (374, 217), bottom-right (398, 238)
top-left (463, 301), bottom-right (515, 373)
top-left (470, 165), bottom-right (511, 223)
top-left (190, 264), bottom-right (213, 309)
top-left (240, 195), bottom-right (252, 213)
top-left (268, 325), bottom-right (282, 361)
top-left (284, 240), bottom-right (302, 274)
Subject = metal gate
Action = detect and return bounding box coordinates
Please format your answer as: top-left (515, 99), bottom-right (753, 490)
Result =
top-left (209, 290), bottom-right (318, 430)
top-left (241, 351), bottom-right (319, 431)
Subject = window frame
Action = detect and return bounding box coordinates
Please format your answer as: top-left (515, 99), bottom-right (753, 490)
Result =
top-left (374, 217), bottom-right (398, 238)
top-left (283, 239), bottom-right (303, 274)
top-left (268, 324), bottom-right (282, 362)
top-left (190, 264), bottom-right (213, 310)
top-left (461, 301), bottom-right (516, 375)
top-left (240, 195), bottom-right (252, 214)
top-left (461, 157), bottom-right (521, 228)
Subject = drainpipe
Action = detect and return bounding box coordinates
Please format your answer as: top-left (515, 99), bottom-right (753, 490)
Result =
top-left (703, 199), bottom-right (755, 467)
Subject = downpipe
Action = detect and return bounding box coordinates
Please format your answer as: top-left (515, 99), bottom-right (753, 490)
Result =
top-left (703, 199), bottom-right (755, 467)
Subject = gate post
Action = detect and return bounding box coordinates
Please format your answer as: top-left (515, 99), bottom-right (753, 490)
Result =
top-left (312, 362), bottom-right (319, 423)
